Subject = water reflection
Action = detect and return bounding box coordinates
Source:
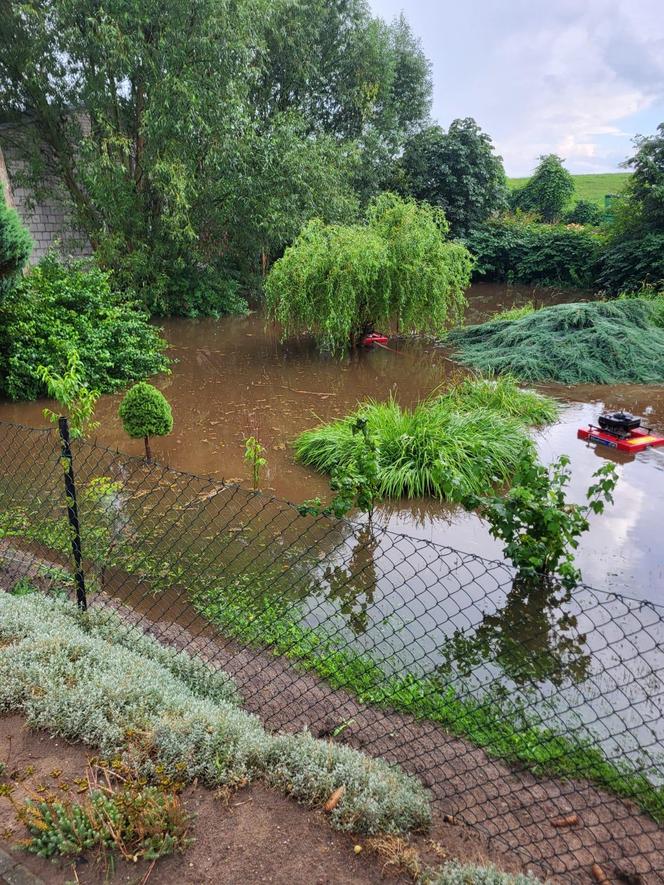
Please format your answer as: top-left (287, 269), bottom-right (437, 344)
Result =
top-left (321, 523), bottom-right (378, 635)
top-left (437, 576), bottom-right (591, 689)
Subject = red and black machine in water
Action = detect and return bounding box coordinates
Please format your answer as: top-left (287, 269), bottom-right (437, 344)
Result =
top-left (578, 411), bottom-right (664, 454)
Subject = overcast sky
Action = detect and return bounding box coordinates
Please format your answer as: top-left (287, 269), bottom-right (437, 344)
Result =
top-left (369, 0), bottom-right (664, 176)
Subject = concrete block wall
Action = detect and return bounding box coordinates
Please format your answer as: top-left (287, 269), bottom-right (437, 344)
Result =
top-left (0, 133), bottom-right (92, 264)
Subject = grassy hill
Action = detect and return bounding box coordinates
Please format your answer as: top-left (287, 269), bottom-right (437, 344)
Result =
top-left (507, 172), bottom-right (631, 207)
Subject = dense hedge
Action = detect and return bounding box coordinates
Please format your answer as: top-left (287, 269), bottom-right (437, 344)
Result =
top-left (462, 219), bottom-right (602, 287)
top-left (0, 255), bottom-right (169, 401)
top-left (596, 232), bottom-right (664, 294)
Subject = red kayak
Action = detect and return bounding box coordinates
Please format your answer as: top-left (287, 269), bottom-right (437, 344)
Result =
top-left (360, 333), bottom-right (389, 347)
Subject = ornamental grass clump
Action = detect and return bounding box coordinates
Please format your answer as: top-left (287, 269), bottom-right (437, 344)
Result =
top-left (295, 376), bottom-right (556, 502)
top-left (0, 594), bottom-right (430, 836)
top-left (446, 299), bottom-right (664, 384)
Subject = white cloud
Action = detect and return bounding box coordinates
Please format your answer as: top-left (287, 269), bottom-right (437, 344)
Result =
top-left (369, 0), bottom-right (664, 174)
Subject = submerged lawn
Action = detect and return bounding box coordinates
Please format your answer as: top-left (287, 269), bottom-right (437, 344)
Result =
top-left (295, 376), bottom-right (557, 501)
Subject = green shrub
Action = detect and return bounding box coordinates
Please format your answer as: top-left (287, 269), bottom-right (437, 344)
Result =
top-left (0, 184), bottom-right (32, 300)
top-left (447, 299), bottom-right (664, 384)
top-left (0, 594), bottom-right (431, 836)
top-left (295, 377), bottom-right (556, 502)
top-left (564, 199), bottom-right (603, 226)
top-left (509, 154), bottom-right (574, 222)
top-left (596, 232), bottom-right (664, 294)
top-left (0, 255), bottom-right (169, 401)
top-left (266, 193), bottom-right (472, 353)
top-left (119, 382), bottom-right (173, 461)
top-left (491, 302), bottom-right (536, 322)
top-left (619, 284), bottom-right (664, 327)
top-left (427, 861), bottom-right (541, 885)
top-left (462, 218), bottom-right (602, 287)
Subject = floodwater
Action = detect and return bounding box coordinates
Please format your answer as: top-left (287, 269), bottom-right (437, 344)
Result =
top-left (1, 282), bottom-right (663, 596)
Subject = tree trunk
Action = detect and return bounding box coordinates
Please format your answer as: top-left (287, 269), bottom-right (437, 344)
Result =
top-left (144, 436), bottom-right (153, 463)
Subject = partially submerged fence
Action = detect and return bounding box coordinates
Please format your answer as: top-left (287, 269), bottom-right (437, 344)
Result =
top-left (0, 419), bottom-right (662, 882)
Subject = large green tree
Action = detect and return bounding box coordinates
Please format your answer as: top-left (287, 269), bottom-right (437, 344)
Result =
top-left (265, 193), bottom-right (472, 352)
top-left (510, 154), bottom-right (574, 222)
top-left (397, 118), bottom-right (507, 235)
top-left (0, 0), bottom-right (432, 314)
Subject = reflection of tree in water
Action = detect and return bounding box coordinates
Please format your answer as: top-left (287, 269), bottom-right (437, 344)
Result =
top-left (438, 577), bottom-right (591, 688)
top-left (323, 524), bottom-right (378, 635)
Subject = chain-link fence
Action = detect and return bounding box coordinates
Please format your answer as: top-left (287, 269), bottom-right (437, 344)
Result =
top-left (0, 419), bottom-right (662, 882)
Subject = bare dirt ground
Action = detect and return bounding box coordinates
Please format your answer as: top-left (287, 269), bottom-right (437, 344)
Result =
top-left (1, 543), bottom-right (662, 884)
top-left (0, 715), bottom-right (513, 885)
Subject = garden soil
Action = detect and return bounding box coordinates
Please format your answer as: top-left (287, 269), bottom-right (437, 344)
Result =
top-left (0, 714), bottom-right (508, 885)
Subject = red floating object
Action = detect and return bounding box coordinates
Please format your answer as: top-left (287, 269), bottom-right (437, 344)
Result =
top-left (360, 333), bottom-right (389, 347)
top-left (577, 426), bottom-right (664, 453)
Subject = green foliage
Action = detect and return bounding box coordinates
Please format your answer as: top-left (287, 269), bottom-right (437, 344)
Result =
top-left (295, 377), bottom-right (556, 502)
top-left (619, 284), bottom-right (664, 327)
top-left (508, 171), bottom-right (631, 208)
top-left (0, 594), bottom-right (431, 836)
top-left (0, 255), bottom-right (169, 401)
top-left (468, 456), bottom-right (618, 590)
top-left (596, 232), bottom-right (664, 294)
top-left (0, 184), bottom-right (32, 301)
top-left (0, 0), bottom-right (432, 312)
top-left (119, 383), bottom-right (173, 441)
top-left (447, 299), bottom-right (664, 384)
top-left (119, 382), bottom-right (172, 461)
top-left (510, 154), bottom-right (575, 222)
top-left (397, 118), bottom-right (507, 235)
top-left (428, 862), bottom-right (541, 885)
top-left (462, 217), bottom-right (601, 287)
top-left (266, 193), bottom-right (472, 353)
top-left (623, 122), bottom-right (664, 232)
top-left (244, 437), bottom-right (267, 491)
top-left (564, 199), bottom-right (603, 226)
top-left (38, 351), bottom-right (100, 439)
top-left (491, 302), bottom-right (536, 322)
top-left (22, 780), bottom-right (192, 861)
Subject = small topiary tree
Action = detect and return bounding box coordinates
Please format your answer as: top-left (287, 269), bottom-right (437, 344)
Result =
top-left (0, 183), bottom-right (32, 301)
top-left (118, 382), bottom-right (173, 462)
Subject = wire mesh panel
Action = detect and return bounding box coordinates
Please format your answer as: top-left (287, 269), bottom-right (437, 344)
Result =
top-left (0, 419), bottom-right (662, 882)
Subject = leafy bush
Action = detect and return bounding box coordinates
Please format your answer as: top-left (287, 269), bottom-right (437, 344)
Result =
top-left (0, 184), bottom-right (32, 300)
top-left (447, 299), bottom-right (664, 384)
top-left (468, 455), bottom-right (618, 590)
top-left (119, 382), bottom-right (173, 461)
top-left (509, 154), bottom-right (574, 222)
top-left (0, 255), bottom-right (169, 401)
top-left (596, 232), bottom-right (664, 294)
top-left (295, 377), bottom-right (556, 502)
top-left (564, 199), bottom-right (603, 226)
top-left (0, 594), bottom-right (431, 836)
top-left (463, 218), bottom-right (601, 287)
top-left (266, 193), bottom-right (472, 353)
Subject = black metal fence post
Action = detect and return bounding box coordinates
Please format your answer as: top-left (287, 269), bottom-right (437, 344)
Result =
top-left (57, 416), bottom-right (87, 610)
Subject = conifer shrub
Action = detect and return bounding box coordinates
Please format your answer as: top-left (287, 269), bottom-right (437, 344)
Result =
top-left (0, 184), bottom-right (32, 299)
top-left (446, 299), bottom-right (664, 384)
top-left (119, 382), bottom-right (173, 461)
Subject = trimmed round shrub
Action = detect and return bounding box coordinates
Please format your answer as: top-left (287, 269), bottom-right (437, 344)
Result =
top-left (119, 382), bottom-right (173, 461)
top-left (0, 185), bottom-right (32, 299)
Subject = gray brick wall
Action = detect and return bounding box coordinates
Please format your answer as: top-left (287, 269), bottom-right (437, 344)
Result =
top-left (0, 133), bottom-right (92, 264)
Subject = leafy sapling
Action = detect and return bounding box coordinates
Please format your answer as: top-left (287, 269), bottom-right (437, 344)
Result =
top-left (244, 436), bottom-right (267, 490)
top-left (38, 351), bottom-right (100, 439)
top-left (468, 455), bottom-right (618, 590)
top-left (118, 382), bottom-right (173, 462)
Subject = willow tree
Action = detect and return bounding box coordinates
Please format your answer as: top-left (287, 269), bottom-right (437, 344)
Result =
top-left (265, 194), bottom-right (472, 352)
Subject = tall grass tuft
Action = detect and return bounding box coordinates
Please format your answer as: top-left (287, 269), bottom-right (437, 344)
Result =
top-left (294, 376), bottom-right (557, 502)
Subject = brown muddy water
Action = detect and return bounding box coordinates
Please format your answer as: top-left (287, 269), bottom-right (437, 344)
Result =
top-left (1, 283), bottom-right (663, 596)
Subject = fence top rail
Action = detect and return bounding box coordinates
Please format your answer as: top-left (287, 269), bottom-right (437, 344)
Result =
top-left (0, 417), bottom-right (660, 616)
